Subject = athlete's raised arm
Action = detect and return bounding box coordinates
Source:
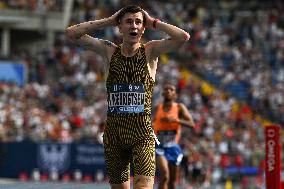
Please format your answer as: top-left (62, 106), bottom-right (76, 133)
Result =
top-left (144, 10), bottom-right (190, 59)
top-left (65, 10), bottom-right (121, 61)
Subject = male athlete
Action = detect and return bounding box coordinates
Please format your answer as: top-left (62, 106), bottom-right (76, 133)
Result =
top-left (66, 5), bottom-right (190, 189)
top-left (153, 84), bottom-right (195, 189)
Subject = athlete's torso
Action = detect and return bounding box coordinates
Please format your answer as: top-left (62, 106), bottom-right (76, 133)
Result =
top-left (154, 102), bottom-right (181, 144)
top-left (106, 44), bottom-right (154, 117)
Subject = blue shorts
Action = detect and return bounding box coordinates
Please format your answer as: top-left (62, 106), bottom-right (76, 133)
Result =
top-left (155, 144), bottom-right (183, 166)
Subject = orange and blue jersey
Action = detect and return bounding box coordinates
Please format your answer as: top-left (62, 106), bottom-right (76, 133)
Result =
top-left (153, 102), bottom-right (181, 145)
top-left (153, 102), bottom-right (184, 165)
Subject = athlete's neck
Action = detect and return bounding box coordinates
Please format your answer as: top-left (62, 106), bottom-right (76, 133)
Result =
top-left (121, 42), bottom-right (140, 57)
top-left (163, 100), bottom-right (174, 107)
top-left (162, 100), bottom-right (174, 112)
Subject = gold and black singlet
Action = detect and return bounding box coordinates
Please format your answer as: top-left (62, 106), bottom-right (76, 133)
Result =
top-left (103, 44), bottom-right (156, 184)
top-left (106, 44), bottom-right (154, 116)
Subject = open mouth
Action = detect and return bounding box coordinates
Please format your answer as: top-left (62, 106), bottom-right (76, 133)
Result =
top-left (129, 32), bottom-right (138, 37)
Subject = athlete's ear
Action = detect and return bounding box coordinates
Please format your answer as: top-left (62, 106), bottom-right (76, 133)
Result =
top-left (142, 27), bottom-right (145, 34)
top-left (172, 89), bottom-right (178, 99)
top-left (174, 93), bottom-right (178, 100)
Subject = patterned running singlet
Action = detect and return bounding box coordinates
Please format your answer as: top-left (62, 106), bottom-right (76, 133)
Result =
top-left (103, 44), bottom-right (156, 184)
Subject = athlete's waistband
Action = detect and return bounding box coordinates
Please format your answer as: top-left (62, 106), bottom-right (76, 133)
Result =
top-left (158, 142), bottom-right (179, 148)
top-left (107, 112), bottom-right (151, 117)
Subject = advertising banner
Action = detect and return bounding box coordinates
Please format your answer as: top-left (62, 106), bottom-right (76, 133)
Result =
top-left (0, 61), bottom-right (26, 86)
top-left (0, 141), bottom-right (106, 178)
top-left (265, 125), bottom-right (282, 189)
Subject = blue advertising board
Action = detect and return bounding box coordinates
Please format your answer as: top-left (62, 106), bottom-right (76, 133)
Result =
top-left (0, 61), bottom-right (26, 86)
top-left (0, 141), bottom-right (106, 178)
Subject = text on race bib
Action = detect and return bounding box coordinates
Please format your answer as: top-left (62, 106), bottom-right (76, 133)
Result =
top-left (107, 83), bottom-right (145, 113)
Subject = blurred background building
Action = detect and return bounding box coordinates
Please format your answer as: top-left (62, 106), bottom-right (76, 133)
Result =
top-left (0, 0), bottom-right (284, 188)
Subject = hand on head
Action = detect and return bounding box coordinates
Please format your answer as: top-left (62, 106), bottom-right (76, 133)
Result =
top-left (109, 8), bottom-right (122, 26)
top-left (141, 9), bottom-right (155, 29)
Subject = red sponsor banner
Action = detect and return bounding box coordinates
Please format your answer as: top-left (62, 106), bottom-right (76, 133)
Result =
top-left (265, 125), bottom-right (282, 189)
top-left (282, 167), bottom-right (284, 189)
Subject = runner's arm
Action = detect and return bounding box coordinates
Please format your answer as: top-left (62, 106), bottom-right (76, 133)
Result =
top-left (178, 103), bottom-right (195, 128)
top-left (65, 11), bottom-right (120, 59)
top-left (143, 10), bottom-right (190, 59)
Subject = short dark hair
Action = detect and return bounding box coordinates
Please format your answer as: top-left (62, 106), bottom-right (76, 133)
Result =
top-left (116, 5), bottom-right (146, 25)
top-left (163, 82), bottom-right (176, 89)
top-left (163, 81), bottom-right (176, 87)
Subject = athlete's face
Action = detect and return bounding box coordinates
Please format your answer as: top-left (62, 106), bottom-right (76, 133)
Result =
top-left (162, 84), bottom-right (177, 101)
top-left (118, 12), bottom-right (145, 44)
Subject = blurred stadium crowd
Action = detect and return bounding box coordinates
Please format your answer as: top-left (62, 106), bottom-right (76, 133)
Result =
top-left (0, 0), bottom-right (63, 11)
top-left (0, 0), bottom-right (284, 188)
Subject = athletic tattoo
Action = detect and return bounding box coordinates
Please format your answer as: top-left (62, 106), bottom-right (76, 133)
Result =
top-left (134, 177), bottom-right (151, 185)
top-left (145, 176), bottom-right (151, 182)
top-left (103, 40), bottom-right (112, 46)
top-left (96, 22), bottom-right (104, 26)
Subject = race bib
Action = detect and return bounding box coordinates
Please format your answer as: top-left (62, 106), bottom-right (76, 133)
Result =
top-left (107, 83), bottom-right (145, 113)
top-left (157, 130), bottom-right (177, 145)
